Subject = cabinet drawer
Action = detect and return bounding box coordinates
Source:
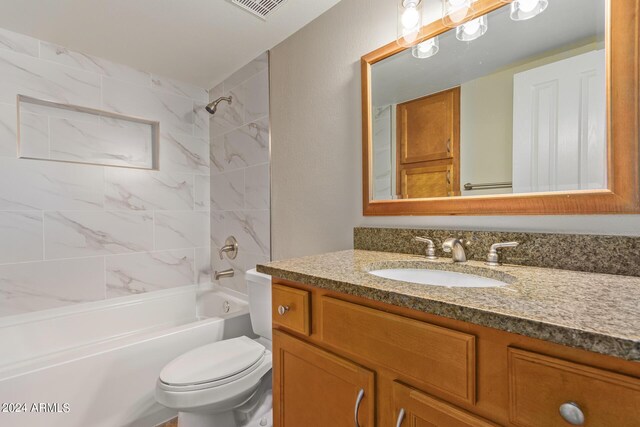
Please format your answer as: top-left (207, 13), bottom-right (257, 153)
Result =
top-left (320, 297), bottom-right (476, 404)
top-left (392, 381), bottom-right (499, 427)
top-left (272, 284), bottom-right (310, 335)
top-left (508, 348), bottom-right (640, 427)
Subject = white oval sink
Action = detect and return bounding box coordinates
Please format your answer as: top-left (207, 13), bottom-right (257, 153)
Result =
top-left (368, 268), bottom-right (508, 288)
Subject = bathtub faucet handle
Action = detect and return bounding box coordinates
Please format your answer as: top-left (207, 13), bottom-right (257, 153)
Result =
top-left (218, 236), bottom-right (238, 260)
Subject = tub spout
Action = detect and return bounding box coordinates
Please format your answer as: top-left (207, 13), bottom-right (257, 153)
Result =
top-left (214, 268), bottom-right (234, 280)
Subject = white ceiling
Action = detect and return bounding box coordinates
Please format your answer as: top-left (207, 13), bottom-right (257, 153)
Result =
top-left (0, 0), bottom-right (341, 89)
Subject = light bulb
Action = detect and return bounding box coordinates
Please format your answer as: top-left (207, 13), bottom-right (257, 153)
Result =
top-left (443, 0), bottom-right (473, 27)
top-left (402, 5), bottom-right (420, 30)
top-left (518, 0), bottom-right (539, 12)
top-left (401, 29), bottom-right (419, 45)
top-left (397, 0), bottom-right (423, 47)
top-left (411, 36), bottom-right (439, 59)
top-left (418, 39), bottom-right (435, 52)
top-left (449, 7), bottom-right (469, 23)
top-left (463, 18), bottom-right (481, 35)
top-left (510, 0), bottom-right (548, 21)
top-left (456, 15), bottom-right (487, 41)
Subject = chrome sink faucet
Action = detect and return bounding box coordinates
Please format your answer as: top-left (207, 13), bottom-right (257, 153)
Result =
top-left (485, 242), bottom-right (519, 266)
top-left (414, 236), bottom-right (437, 260)
top-left (442, 238), bottom-right (470, 263)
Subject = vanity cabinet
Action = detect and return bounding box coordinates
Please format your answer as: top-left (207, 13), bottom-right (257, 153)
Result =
top-left (272, 329), bottom-right (375, 427)
top-left (391, 381), bottom-right (498, 427)
top-left (320, 296), bottom-right (476, 404)
top-left (271, 279), bottom-right (640, 427)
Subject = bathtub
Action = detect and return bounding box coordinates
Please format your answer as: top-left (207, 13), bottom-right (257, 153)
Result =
top-left (0, 285), bottom-right (253, 427)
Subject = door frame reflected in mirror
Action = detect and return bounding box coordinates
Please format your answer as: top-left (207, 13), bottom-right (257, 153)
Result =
top-left (361, 0), bottom-right (640, 216)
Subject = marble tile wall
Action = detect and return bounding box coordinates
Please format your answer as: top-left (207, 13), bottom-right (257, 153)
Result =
top-left (18, 98), bottom-right (156, 169)
top-left (210, 52), bottom-right (270, 294)
top-left (0, 27), bottom-right (211, 317)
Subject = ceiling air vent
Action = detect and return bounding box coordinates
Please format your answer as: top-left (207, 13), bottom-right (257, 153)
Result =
top-left (231, 0), bottom-right (287, 20)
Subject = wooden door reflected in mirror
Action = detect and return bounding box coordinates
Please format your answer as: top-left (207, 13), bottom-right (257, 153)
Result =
top-left (396, 87), bottom-right (460, 199)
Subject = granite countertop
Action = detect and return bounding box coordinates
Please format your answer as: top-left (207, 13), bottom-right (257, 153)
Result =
top-left (257, 250), bottom-right (640, 361)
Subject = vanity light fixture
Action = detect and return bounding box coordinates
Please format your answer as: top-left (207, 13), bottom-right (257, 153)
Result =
top-left (456, 15), bottom-right (488, 41)
top-left (502, 0), bottom-right (549, 21)
top-left (509, 0), bottom-right (548, 21)
top-left (397, 0), bottom-right (424, 47)
top-left (412, 36), bottom-right (440, 58)
top-left (442, 0), bottom-right (476, 28)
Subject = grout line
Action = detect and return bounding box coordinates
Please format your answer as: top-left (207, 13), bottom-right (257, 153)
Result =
top-left (0, 246), bottom-right (207, 267)
top-left (0, 252), bottom-right (108, 266)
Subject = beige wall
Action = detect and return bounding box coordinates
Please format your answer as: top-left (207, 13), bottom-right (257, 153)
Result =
top-left (460, 71), bottom-right (514, 197)
top-left (270, 0), bottom-right (640, 260)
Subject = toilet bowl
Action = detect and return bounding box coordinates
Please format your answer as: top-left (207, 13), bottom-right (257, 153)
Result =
top-left (155, 269), bottom-right (273, 427)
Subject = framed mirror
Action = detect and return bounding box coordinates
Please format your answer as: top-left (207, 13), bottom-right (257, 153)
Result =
top-left (361, 0), bottom-right (639, 215)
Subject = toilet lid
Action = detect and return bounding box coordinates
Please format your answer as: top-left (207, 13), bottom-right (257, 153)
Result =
top-left (160, 336), bottom-right (266, 386)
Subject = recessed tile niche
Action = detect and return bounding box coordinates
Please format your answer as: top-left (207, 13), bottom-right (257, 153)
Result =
top-left (17, 95), bottom-right (159, 169)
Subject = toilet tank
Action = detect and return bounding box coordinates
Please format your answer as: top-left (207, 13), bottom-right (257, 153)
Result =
top-left (245, 269), bottom-right (272, 341)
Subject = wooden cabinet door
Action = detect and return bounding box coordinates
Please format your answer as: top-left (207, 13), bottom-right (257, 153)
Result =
top-left (391, 381), bottom-right (499, 427)
top-left (399, 163), bottom-right (455, 198)
top-left (397, 87), bottom-right (460, 164)
top-left (273, 329), bottom-right (375, 427)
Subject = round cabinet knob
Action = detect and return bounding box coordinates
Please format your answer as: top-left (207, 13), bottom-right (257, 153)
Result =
top-left (277, 305), bottom-right (289, 316)
top-left (559, 402), bottom-right (585, 425)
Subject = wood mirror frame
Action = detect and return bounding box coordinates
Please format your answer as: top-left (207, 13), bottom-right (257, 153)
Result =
top-left (362, 0), bottom-right (639, 216)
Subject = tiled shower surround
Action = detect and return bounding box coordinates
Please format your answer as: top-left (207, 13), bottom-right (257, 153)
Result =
top-left (210, 53), bottom-right (271, 294)
top-left (0, 27), bottom-right (211, 316)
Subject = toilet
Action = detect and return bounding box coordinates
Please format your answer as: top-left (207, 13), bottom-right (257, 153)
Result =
top-left (155, 269), bottom-right (273, 427)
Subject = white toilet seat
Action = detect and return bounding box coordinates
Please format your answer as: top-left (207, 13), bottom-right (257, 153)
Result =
top-left (155, 336), bottom-right (273, 412)
top-left (158, 352), bottom-right (268, 392)
top-left (159, 336), bottom-right (267, 391)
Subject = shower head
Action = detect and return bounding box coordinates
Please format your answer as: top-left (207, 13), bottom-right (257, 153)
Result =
top-left (205, 96), bottom-right (233, 115)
